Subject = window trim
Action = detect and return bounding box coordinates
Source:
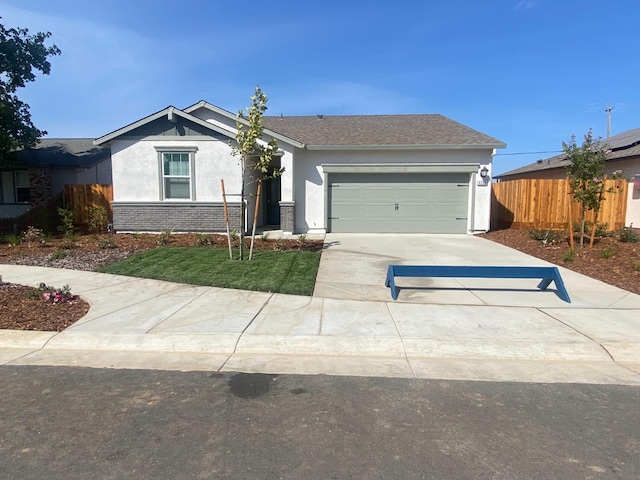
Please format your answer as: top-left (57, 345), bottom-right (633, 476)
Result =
top-left (155, 146), bottom-right (197, 201)
top-left (14, 170), bottom-right (31, 204)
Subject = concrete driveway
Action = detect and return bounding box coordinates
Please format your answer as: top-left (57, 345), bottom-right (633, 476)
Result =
top-left (313, 233), bottom-right (640, 309)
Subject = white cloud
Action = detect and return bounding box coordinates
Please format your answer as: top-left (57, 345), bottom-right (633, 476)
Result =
top-left (515, 1), bottom-right (537, 10)
top-left (0, 3), bottom-right (233, 136)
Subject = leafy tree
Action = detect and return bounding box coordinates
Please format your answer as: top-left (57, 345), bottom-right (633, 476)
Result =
top-left (230, 86), bottom-right (280, 260)
top-left (563, 129), bottom-right (615, 246)
top-left (0, 18), bottom-right (61, 163)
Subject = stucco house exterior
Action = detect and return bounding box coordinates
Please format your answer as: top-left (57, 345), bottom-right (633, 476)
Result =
top-left (0, 138), bottom-right (111, 218)
top-left (94, 101), bottom-right (505, 234)
top-left (496, 127), bottom-right (640, 227)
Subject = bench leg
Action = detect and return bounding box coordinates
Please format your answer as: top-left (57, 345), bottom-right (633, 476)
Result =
top-left (536, 268), bottom-right (571, 303)
top-left (385, 267), bottom-right (399, 300)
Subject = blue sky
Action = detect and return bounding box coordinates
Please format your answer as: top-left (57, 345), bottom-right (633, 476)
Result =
top-left (1, 0), bottom-right (638, 174)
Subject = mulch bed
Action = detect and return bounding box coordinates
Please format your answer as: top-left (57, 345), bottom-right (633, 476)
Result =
top-left (0, 283), bottom-right (90, 332)
top-left (479, 229), bottom-right (640, 296)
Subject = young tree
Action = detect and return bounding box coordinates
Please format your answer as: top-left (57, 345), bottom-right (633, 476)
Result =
top-left (230, 86), bottom-right (280, 260)
top-left (563, 129), bottom-right (613, 246)
top-left (0, 18), bottom-right (61, 163)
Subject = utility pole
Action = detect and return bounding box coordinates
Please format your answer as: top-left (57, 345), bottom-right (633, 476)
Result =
top-left (605, 103), bottom-right (612, 138)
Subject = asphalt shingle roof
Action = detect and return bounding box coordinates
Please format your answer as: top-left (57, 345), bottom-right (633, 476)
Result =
top-left (263, 114), bottom-right (505, 147)
top-left (15, 139), bottom-right (110, 168)
top-left (498, 128), bottom-right (640, 178)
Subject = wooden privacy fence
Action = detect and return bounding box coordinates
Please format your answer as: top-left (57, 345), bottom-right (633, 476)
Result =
top-left (491, 178), bottom-right (628, 231)
top-left (64, 184), bottom-right (113, 227)
top-left (0, 193), bottom-right (63, 236)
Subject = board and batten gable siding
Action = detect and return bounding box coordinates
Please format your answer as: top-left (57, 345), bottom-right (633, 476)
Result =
top-left (293, 148), bottom-right (493, 233)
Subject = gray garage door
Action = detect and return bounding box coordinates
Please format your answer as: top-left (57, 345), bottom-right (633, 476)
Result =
top-left (328, 172), bottom-right (469, 233)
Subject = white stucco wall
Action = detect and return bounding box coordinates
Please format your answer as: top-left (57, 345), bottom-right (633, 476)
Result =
top-left (294, 148), bottom-right (493, 233)
top-left (111, 138), bottom-right (242, 202)
top-left (627, 179), bottom-right (640, 227)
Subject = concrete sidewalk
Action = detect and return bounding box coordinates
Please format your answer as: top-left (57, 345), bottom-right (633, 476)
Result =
top-left (2, 260), bottom-right (640, 384)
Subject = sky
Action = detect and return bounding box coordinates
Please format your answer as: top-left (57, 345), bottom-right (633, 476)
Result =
top-left (1, 0), bottom-right (639, 175)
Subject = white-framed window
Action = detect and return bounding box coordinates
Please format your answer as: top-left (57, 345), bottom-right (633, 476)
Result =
top-left (14, 170), bottom-right (31, 203)
top-left (156, 147), bottom-right (197, 200)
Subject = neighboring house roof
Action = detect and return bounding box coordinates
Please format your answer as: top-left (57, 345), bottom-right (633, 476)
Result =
top-left (262, 114), bottom-right (506, 149)
top-left (497, 127), bottom-right (640, 178)
top-left (12, 138), bottom-right (110, 169)
top-left (96, 101), bottom-right (506, 151)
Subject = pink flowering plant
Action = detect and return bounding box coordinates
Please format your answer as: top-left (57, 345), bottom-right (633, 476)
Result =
top-left (36, 282), bottom-right (75, 304)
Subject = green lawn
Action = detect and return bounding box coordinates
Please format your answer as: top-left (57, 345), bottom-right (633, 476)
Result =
top-left (96, 247), bottom-right (322, 296)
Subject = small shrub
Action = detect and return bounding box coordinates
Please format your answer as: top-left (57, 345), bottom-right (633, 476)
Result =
top-left (529, 228), bottom-right (564, 245)
top-left (297, 233), bottom-right (308, 243)
top-left (156, 229), bottom-right (173, 246)
top-left (51, 250), bottom-right (68, 260)
top-left (260, 232), bottom-right (269, 241)
top-left (57, 207), bottom-right (75, 237)
top-left (195, 233), bottom-right (212, 246)
top-left (594, 223), bottom-right (610, 238)
top-left (98, 238), bottom-right (118, 249)
top-left (35, 282), bottom-right (75, 304)
top-left (632, 261), bottom-right (640, 272)
top-left (22, 226), bottom-right (44, 247)
top-left (273, 242), bottom-right (286, 251)
top-left (572, 221), bottom-right (609, 237)
top-left (229, 229), bottom-right (239, 240)
top-left (3, 233), bottom-right (21, 246)
top-left (87, 204), bottom-right (108, 234)
top-left (562, 248), bottom-right (576, 262)
top-left (599, 245), bottom-right (615, 259)
top-left (58, 239), bottom-right (77, 250)
top-left (619, 226), bottom-right (639, 243)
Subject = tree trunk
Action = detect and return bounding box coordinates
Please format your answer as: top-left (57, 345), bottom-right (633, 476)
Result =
top-left (239, 159), bottom-right (245, 260)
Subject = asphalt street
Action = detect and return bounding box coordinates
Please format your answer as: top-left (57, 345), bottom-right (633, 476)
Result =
top-left (0, 366), bottom-right (638, 479)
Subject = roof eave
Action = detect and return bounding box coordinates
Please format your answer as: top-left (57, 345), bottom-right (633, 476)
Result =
top-left (184, 100), bottom-right (305, 149)
top-left (93, 107), bottom-right (239, 146)
top-left (305, 143), bottom-right (506, 151)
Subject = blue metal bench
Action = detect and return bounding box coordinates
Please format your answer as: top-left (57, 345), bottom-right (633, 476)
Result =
top-left (385, 265), bottom-right (571, 303)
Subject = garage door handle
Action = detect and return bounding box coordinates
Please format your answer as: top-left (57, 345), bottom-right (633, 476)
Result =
top-left (456, 217), bottom-right (467, 220)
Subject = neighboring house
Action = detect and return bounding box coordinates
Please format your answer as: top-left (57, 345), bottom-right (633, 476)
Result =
top-left (496, 127), bottom-right (640, 227)
top-left (94, 102), bottom-right (505, 234)
top-left (0, 138), bottom-right (112, 218)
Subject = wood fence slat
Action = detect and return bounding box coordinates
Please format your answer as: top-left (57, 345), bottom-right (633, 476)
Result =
top-left (491, 178), bottom-right (627, 231)
top-left (64, 184), bottom-right (113, 227)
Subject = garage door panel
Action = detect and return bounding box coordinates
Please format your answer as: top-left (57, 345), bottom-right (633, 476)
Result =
top-left (362, 204), bottom-right (396, 218)
top-left (331, 218), bottom-right (364, 233)
top-left (362, 219), bottom-right (398, 233)
top-left (362, 187), bottom-right (396, 203)
top-left (329, 172), bottom-right (470, 233)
